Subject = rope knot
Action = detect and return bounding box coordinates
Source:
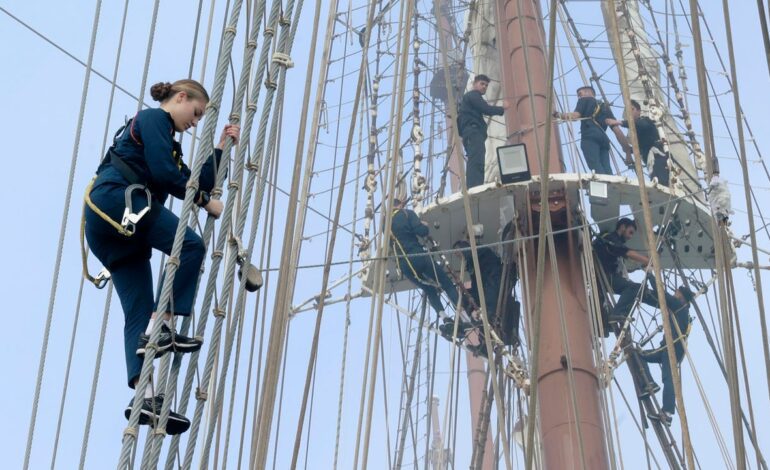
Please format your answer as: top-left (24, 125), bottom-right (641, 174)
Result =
top-left (210, 188), bottom-right (223, 198)
top-left (123, 426), bottom-right (138, 438)
top-left (166, 256), bottom-right (181, 268)
top-left (211, 250), bottom-right (224, 260)
top-left (228, 181), bottom-right (241, 191)
top-left (213, 307), bottom-right (226, 318)
top-left (196, 387), bottom-right (209, 401)
top-left (229, 112), bottom-right (241, 122)
top-left (153, 427), bottom-right (167, 437)
top-left (246, 161), bottom-right (259, 171)
top-left (224, 26), bottom-right (237, 35)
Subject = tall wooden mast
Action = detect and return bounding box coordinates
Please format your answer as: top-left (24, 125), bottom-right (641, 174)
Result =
top-left (494, 0), bottom-right (610, 467)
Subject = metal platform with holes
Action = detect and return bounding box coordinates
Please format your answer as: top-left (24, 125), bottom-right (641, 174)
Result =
top-left (363, 173), bottom-right (717, 296)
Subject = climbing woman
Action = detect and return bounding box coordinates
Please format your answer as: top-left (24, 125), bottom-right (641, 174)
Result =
top-left (84, 79), bottom-right (239, 434)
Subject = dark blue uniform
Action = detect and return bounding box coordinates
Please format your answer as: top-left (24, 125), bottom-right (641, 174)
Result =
top-left (574, 97), bottom-right (616, 175)
top-left (85, 108), bottom-right (223, 388)
top-left (458, 90), bottom-right (504, 188)
top-left (390, 209), bottom-right (459, 315)
top-left (640, 294), bottom-right (691, 414)
top-left (593, 231), bottom-right (657, 318)
top-left (459, 246), bottom-right (502, 316)
top-left (622, 116), bottom-right (669, 186)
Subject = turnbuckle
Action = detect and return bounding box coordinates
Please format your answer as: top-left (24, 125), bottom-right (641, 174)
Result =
top-left (121, 184), bottom-right (152, 235)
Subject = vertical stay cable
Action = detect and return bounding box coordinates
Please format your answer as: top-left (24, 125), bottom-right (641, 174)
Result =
top-left (520, 1), bottom-right (559, 468)
top-left (118, 0), bottom-right (245, 464)
top-left (606, 2), bottom-right (695, 468)
top-left (721, 0), bottom-right (770, 407)
top-left (24, 2), bottom-right (103, 468)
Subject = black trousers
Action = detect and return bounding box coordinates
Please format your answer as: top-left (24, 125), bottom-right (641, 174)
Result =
top-left (462, 129), bottom-right (487, 188)
top-left (609, 274), bottom-right (658, 317)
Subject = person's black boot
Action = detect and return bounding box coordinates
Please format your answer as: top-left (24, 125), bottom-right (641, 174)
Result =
top-left (137, 324), bottom-right (202, 357)
top-left (124, 394), bottom-right (191, 435)
top-left (648, 410), bottom-right (672, 426)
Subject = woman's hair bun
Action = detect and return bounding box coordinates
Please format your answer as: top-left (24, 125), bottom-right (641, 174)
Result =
top-left (150, 82), bottom-right (174, 102)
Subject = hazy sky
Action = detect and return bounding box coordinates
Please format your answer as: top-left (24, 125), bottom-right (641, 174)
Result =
top-left (2, 0), bottom-right (769, 468)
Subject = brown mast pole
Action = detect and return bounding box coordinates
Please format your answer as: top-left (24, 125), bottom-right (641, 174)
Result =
top-left (494, 1), bottom-right (610, 468)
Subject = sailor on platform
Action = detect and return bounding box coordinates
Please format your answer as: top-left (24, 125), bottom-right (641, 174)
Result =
top-left (457, 74), bottom-right (507, 188)
top-left (390, 198), bottom-right (460, 319)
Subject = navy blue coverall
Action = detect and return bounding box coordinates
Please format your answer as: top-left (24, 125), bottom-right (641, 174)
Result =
top-left (459, 246), bottom-right (502, 317)
top-left (593, 231), bottom-right (658, 318)
top-left (458, 90), bottom-right (504, 188)
top-left (640, 294), bottom-right (690, 414)
top-left (574, 97), bottom-right (616, 175)
top-left (621, 116), bottom-right (669, 186)
top-left (85, 108), bottom-right (223, 388)
top-left (390, 209), bottom-right (459, 315)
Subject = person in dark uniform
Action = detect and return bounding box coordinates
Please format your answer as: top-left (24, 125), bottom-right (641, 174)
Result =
top-left (639, 286), bottom-right (694, 426)
top-left (84, 79), bottom-right (239, 434)
top-left (452, 240), bottom-right (520, 347)
top-left (458, 74), bottom-right (507, 188)
top-left (593, 218), bottom-right (658, 322)
top-left (555, 86), bottom-right (631, 175)
top-left (607, 99), bottom-right (670, 186)
top-left (390, 198), bottom-right (460, 318)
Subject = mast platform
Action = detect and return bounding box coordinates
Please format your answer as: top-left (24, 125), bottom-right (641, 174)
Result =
top-left (363, 173), bottom-right (716, 295)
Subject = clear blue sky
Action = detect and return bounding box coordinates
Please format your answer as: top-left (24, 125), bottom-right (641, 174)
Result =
top-left (2, 0), bottom-right (769, 468)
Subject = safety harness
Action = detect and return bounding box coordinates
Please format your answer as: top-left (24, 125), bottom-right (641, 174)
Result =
top-left (390, 209), bottom-right (438, 286)
top-left (80, 116), bottom-right (169, 288)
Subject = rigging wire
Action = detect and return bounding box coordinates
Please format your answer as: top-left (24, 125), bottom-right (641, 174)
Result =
top-left (24, 2), bottom-right (103, 468)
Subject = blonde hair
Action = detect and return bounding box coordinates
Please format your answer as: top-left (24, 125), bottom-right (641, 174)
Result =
top-left (150, 79), bottom-right (210, 103)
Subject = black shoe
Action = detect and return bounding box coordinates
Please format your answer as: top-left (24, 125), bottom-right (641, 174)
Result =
top-left (648, 410), bottom-right (672, 426)
top-left (124, 394), bottom-right (191, 435)
top-left (638, 381), bottom-right (661, 399)
top-left (467, 341), bottom-right (488, 359)
top-left (137, 324), bottom-right (202, 357)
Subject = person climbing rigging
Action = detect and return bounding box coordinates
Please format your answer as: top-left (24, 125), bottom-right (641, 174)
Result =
top-left (593, 217), bottom-right (658, 322)
top-left (555, 86), bottom-right (631, 175)
top-left (390, 198), bottom-right (460, 320)
top-left (638, 286), bottom-right (694, 426)
top-left (84, 79), bottom-right (240, 434)
top-left (457, 74), bottom-right (508, 188)
top-left (452, 240), bottom-right (520, 347)
top-left (606, 99), bottom-right (670, 186)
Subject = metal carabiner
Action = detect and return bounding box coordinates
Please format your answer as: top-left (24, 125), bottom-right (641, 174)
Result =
top-left (93, 268), bottom-right (111, 289)
top-left (121, 184), bottom-right (152, 235)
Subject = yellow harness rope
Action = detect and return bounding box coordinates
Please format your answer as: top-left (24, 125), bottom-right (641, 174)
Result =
top-left (80, 177), bottom-right (134, 288)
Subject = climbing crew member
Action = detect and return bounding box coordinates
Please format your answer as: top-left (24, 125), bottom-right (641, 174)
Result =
top-left (84, 79), bottom-right (240, 434)
top-left (555, 86), bottom-right (631, 175)
top-left (592, 218), bottom-right (658, 322)
top-left (457, 74), bottom-right (507, 188)
top-left (390, 198), bottom-right (460, 318)
top-left (452, 240), bottom-right (520, 347)
top-left (639, 286), bottom-right (694, 426)
top-left (607, 99), bottom-right (670, 186)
